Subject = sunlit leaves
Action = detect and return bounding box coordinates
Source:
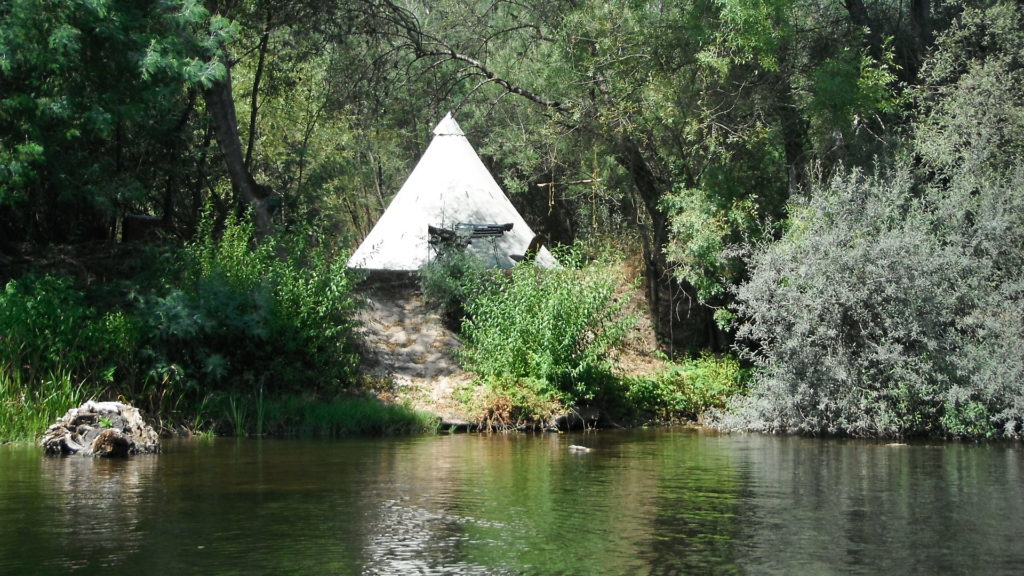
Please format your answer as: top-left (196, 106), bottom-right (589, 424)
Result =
top-left (460, 251), bottom-right (634, 401)
top-left (726, 4), bottom-right (1024, 439)
top-left (915, 2), bottom-right (1024, 187)
top-left (807, 43), bottom-right (903, 148)
top-left (699, 0), bottom-right (791, 74)
top-left (140, 0), bottom-right (235, 88)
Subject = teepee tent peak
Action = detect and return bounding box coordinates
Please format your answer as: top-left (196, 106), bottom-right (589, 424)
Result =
top-left (433, 112), bottom-right (464, 136)
top-left (347, 114), bottom-right (555, 272)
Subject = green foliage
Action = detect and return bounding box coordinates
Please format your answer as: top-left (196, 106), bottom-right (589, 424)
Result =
top-left (460, 250), bottom-right (634, 402)
top-left (698, 0), bottom-right (792, 74)
top-left (140, 0), bottom-right (235, 88)
top-left (0, 0), bottom-right (218, 241)
top-left (807, 42), bottom-right (904, 149)
top-left (625, 353), bottom-right (748, 421)
top-left (914, 2), bottom-right (1024, 188)
top-left (137, 210), bottom-right (361, 409)
top-left (662, 138), bottom-right (786, 307)
top-left (726, 168), bottom-right (956, 436)
top-left (727, 163), bottom-right (1024, 438)
top-left (0, 274), bottom-right (128, 440)
top-left (419, 249), bottom-right (489, 327)
top-left (0, 275), bottom-right (121, 392)
top-left (0, 218), bottom-right (369, 441)
top-left (721, 3), bottom-right (1024, 439)
top-left (202, 393), bottom-right (439, 437)
top-left (0, 368), bottom-right (86, 442)
top-left (232, 34), bottom-right (419, 242)
top-left (460, 376), bottom-right (567, 431)
top-left (5, 0), bottom-right (1022, 442)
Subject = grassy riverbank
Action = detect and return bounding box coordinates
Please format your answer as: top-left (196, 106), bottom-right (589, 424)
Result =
top-left (0, 378), bottom-right (439, 443)
top-left (0, 212), bottom-right (409, 442)
top-left (175, 392), bottom-right (441, 438)
top-left (1, 236), bottom-right (744, 442)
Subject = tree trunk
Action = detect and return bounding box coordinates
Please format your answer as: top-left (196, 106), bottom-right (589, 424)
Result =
top-left (907, 0), bottom-right (931, 80)
top-left (612, 135), bottom-right (719, 354)
top-left (771, 69), bottom-right (809, 193)
top-left (845, 0), bottom-right (882, 60)
top-left (245, 9), bottom-right (273, 171)
top-left (202, 65), bottom-right (271, 236)
top-left (162, 90), bottom-right (198, 235)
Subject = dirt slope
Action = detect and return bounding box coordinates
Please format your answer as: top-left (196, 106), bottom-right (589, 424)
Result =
top-left (354, 277), bottom-right (475, 425)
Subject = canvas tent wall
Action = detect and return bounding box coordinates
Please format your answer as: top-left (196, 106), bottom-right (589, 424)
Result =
top-left (347, 113), bottom-right (556, 271)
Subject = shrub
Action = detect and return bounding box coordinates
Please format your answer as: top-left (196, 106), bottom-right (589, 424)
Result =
top-left (725, 165), bottom-right (1024, 438)
top-left (625, 353), bottom-right (747, 422)
top-left (458, 376), bottom-right (567, 430)
top-left (0, 275), bottom-right (116, 387)
top-left (270, 235), bottom-right (361, 386)
top-left (419, 248), bottom-right (489, 328)
top-left (135, 210), bottom-right (361, 413)
top-left (0, 274), bottom-right (130, 439)
top-left (459, 250), bottom-right (634, 402)
top-left (724, 4), bottom-right (1024, 439)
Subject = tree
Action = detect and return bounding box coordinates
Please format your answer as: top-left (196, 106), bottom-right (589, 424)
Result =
top-left (0, 0), bottom-right (217, 242)
top-left (376, 0), bottom-right (908, 351)
top-left (724, 2), bottom-right (1024, 438)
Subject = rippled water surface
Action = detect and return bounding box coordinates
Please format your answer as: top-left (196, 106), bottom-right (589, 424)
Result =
top-left (1, 430), bottom-right (1022, 575)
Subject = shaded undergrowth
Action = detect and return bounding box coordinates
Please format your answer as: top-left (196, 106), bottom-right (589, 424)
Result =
top-left (0, 210), bottom-right (372, 442)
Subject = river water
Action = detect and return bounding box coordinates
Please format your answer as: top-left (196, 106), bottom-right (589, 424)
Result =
top-left (1, 429), bottom-right (1021, 575)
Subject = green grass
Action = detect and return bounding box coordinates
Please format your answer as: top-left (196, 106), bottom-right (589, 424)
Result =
top-left (620, 353), bottom-right (748, 423)
top-left (1, 368), bottom-right (440, 442)
top-left (0, 368), bottom-right (91, 443)
top-left (200, 393), bottom-right (441, 437)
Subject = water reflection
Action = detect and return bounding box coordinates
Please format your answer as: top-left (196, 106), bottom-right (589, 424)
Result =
top-left (731, 436), bottom-right (1024, 575)
top-left (2, 432), bottom-right (1023, 575)
top-left (359, 432), bottom-right (738, 575)
top-left (0, 448), bottom-right (158, 573)
top-left (39, 455), bottom-right (158, 568)
top-left (360, 436), bottom-right (512, 574)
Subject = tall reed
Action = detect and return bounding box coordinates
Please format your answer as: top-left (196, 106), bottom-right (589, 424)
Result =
top-left (0, 366), bottom-right (88, 442)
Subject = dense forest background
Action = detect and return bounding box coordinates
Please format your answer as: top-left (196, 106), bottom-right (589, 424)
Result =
top-left (2, 0), bottom-right (1023, 438)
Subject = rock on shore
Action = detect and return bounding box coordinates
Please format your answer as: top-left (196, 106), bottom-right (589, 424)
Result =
top-left (41, 401), bottom-right (159, 457)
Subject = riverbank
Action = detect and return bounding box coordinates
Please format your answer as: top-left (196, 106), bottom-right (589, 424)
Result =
top-left (0, 241), bottom-right (740, 443)
top-left (351, 272), bottom-right (690, 432)
top-left (0, 240), bottom-right (444, 443)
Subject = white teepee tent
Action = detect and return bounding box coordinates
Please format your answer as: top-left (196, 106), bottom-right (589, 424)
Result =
top-left (347, 113), bottom-right (555, 271)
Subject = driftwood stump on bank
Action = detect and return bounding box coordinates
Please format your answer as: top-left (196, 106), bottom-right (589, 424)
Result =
top-left (40, 401), bottom-right (159, 457)
top-left (549, 406), bottom-right (601, 431)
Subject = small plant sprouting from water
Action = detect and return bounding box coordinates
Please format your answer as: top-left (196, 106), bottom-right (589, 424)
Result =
top-left (227, 394), bottom-right (247, 437)
top-left (256, 383), bottom-right (265, 437)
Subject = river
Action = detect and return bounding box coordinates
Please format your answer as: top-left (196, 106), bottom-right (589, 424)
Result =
top-left (1, 429), bottom-right (1021, 575)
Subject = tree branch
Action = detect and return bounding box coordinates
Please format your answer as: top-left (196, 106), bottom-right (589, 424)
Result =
top-left (374, 0), bottom-right (565, 112)
top-left (418, 47), bottom-right (565, 111)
